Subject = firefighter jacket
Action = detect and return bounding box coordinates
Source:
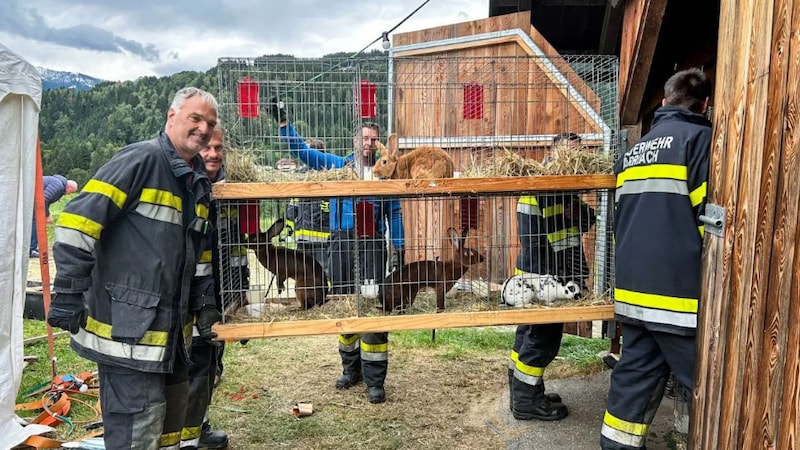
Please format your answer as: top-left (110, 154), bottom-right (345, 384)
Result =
top-left (280, 123), bottom-right (405, 247)
top-left (515, 193), bottom-right (595, 280)
top-left (286, 198), bottom-right (331, 244)
top-left (52, 132), bottom-right (215, 373)
top-left (613, 106), bottom-right (712, 335)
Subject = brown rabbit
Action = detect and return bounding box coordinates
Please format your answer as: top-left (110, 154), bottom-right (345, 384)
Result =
top-left (372, 133), bottom-right (454, 179)
top-left (378, 228), bottom-right (484, 313)
top-left (245, 218), bottom-right (328, 309)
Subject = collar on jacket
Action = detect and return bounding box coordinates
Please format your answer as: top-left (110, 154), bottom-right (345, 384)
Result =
top-left (652, 105), bottom-right (712, 128)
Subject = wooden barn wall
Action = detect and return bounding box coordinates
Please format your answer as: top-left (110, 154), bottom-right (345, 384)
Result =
top-left (393, 12), bottom-right (531, 47)
top-left (692, 0), bottom-right (800, 448)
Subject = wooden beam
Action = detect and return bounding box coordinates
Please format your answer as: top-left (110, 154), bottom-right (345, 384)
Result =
top-left (598, 0), bottom-right (625, 54)
top-left (212, 175), bottom-right (617, 200)
top-left (213, 305), bottom-right (615, 340)
top-left (619, 0), bottom-right (668, 126)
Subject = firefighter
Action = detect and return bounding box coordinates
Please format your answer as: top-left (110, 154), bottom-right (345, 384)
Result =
top-left (601, 68), bottom-right (712, 449)
top-left (48, 87), bottom-right (221, 449)
top-left (285, 137), bottom-right (332, 276)
top-left (509, 133), bottom-right (596, 421)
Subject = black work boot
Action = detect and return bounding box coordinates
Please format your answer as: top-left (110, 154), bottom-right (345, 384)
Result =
top-left (511, 378), bottom-right (568, 421)
top-left (336, 371), bottom-right (363, 390)
top-left (199, 421), bottom-right (229, 449)
top-left (509, 367), bottom-right (560, 410)
top-left (367, 386), bottom-right (386, 404)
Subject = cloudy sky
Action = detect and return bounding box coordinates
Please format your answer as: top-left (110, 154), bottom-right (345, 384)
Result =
top-left (0, 0), bottom-right (489, 81)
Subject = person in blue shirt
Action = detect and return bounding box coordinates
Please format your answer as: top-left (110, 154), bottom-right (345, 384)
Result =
top-left (270, 98), bottom-right (404, 404)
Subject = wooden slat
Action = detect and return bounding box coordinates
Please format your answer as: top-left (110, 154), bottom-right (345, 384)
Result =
top-left (212, 175), bottom-right (617, 200)
top-left (213, 305), bottom-right (615, 340)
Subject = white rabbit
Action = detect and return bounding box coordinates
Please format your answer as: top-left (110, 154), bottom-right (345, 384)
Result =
top-left (500, 273), bottom-right (584, 307)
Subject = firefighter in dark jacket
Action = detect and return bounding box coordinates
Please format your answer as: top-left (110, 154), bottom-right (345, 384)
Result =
top-left (601, 68), bottom-right (712, 449)
top-left (286, 137), bottom-right (331, 274)
top-left (509, 133), bottom-right (596, 422)
top-left (271, 98), bottom-right (404, 404)
top-left (48, 87), bottom-right (222, 450)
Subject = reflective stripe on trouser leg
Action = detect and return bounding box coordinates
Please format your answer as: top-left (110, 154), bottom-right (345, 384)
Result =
top-left (601, 324), bottom-right (670, 449)
top-left (360, 332), bottom-right (388, 387)
top-left (338, 334), bottom-right (362, 375)
top-left (515, 323), bottom-right (563, 386)
top-left (97, 363), bottom-right (167, 450)
top-left (181, 342), bottom-right (215, 448)
top-left (160, 355), bottom-right (190, 450)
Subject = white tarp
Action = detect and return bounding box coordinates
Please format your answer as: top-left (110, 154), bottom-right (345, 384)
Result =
top-left (0, 43), bottom-right (53, 449)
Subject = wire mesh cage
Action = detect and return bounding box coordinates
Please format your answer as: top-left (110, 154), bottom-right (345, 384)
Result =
top-left (213, 53), bottom-right (619, 330)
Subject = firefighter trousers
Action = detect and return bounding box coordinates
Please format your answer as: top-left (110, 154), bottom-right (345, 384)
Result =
top-left (338, 332), bottom-right (389, 387)
top-left (97, 354), bottom-right (189, 450)
top-left (510, 323), bottom-right (564, 387)
top-left (181, 341), bottom-right (219, 447)
top-left (601, 323), bottom-right (696, 449)
top-left (327, 230), bottom-right (387, 295)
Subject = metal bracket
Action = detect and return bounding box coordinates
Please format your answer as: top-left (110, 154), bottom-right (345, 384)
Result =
top-left (699, 203), bottom-right (725, 237)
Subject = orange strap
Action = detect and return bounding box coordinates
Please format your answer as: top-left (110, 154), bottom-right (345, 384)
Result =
top-left (20, 435), bottom-right (63, 449)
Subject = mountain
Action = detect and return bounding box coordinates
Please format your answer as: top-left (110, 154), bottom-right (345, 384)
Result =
top-left (37, 67), bottom-right (105, 91)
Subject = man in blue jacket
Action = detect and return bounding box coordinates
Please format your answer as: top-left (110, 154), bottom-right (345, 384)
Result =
top-left (30, 175), bottom-right (77, 257)
top-left (271, 98), bottom-right (404, 403)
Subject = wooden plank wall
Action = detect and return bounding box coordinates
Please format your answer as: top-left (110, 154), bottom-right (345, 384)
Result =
top-left (692, 0), bottom-right (800, 447)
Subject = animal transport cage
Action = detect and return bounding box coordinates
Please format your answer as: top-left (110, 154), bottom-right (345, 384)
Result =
top-left (212, 54), bottom-right (619, 340)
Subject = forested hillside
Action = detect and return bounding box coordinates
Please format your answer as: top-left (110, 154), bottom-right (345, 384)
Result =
top-left (39, 51), bottom-right (388, 186)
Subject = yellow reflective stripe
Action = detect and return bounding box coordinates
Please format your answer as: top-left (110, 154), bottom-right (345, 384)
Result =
top-left (361, 342), bottom-right (388, 353)
top-left (140, 188), bottom-right (182, 212)
top-left (294, 229), bottom-right (331, 239)
top-left (184, 320), bottom-right (194, 341)
top-left (56, 212), bottom-right (103, 240)
top-left (509, 350), bottom-right (519, 369)
top-left (199, 250), bottom-right (212, 264)
top-left (519, 196), bottom-right (538, 206)
top-left (338, 334), bottom-right (360, 345)
top-left (82, 179), bottom-right (128, 209)
top-left (181, 426), bottom-right (202, 440)
top-left (220, 208), bottom-right (239, 218)
top-left (85, 316), bottom-right (168, 346)
top-left (159, 431), bottom-right (181, 447)
top-left (54, 226), bottom-right (97, 253)
top-left (513, 268), bottom-right (525, 276)
top-left (231, 246), bottom-right (248, 257)
top-left (72, 328), bottom-right (166, 362)
top-left (135, 203), bottom-right (182, 226)
top-left (541, 204), bottom-right (564, 218)
top-left (546, 226), bottom-right (580, 246)
top-left (698, 225), bottom-right (705, 238)
top-left (689, 182), bottom-right (706, 207)
top-left (603, 410), bottom-right (649, 437)
top-left (615, 288), bottom-right (697, 314)
top-left (616, 164), bottom-right (688, 187)
top-left (195, 204), bottom-right (209, 219)
top-left (515, 360), bottom-right (545, 377)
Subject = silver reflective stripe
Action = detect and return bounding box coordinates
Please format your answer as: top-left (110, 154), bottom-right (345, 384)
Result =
top-left (180, 438), bottom-right (200, 448)
top-left (160, 444), bottom-right (180, 450)
top-left (54, 227), bottom-right (97, 253)
top-left (508, 359), bottom-right (516, 370)
top-left (229, 256), bottom-right (248, 267)
top-left (339, 341), bottom-right (359, 352)
top-left (601, 423), bottom-right (646, 448)
top-left (513, 368), bottom-right (542, 386)
top-left (517, 202), bottom-right (542, 216)
top-left (361, 350), bottom-right (388, 362)
top-left (135, 203), bottom-right (182, 226)
top-left (195, 263), bottom-right (213, 276)
top-left (615, 178), bottom-right (688, 203)
top-left (550, 235), bottom-right (581, 252)
top-left (72, 328), bottom-right (166, 362)
top-left (615, 302), bottom-right (697, 329)
top-left (192, 326), bottom-right (199, 337)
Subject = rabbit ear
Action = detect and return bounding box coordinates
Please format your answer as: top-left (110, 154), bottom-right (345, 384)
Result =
top-left (376, 141), bottom-right (388, 157)
top-left (387, 133), bottom-right (399, 156)
top-left (447, 227), bottom-right (460, 249)
top-left (266, 218), bottom-right (285, 240)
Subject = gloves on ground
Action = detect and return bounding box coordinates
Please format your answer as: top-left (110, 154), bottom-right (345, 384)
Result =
top-left (269, 96), bottom-right (287, 123)
top-left (196, 305), bottom-right (222, 344)
top-left (47, 293), bottom-right (87, 334)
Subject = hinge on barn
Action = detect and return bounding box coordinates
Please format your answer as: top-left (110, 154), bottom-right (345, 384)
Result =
top-left (699, 203), bottom-right (725, 237)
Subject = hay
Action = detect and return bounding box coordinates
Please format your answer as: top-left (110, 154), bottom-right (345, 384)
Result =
top-left (224, 147), bottom-right (359, 183)
top-left (463, 146), bottom-right (615, 178)
top-left (224, 150), bottom-right (262, 183)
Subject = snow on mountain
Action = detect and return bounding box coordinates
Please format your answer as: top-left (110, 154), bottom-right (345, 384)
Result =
top-left (37, 67), bottom-right (105, 91)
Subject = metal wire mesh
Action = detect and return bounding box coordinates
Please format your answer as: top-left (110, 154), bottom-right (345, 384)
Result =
top-left (214, 54), bottom-right (619, 324)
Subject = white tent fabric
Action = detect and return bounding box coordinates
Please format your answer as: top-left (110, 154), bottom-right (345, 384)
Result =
top-left (0, 43), bottom-right (53, 448)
